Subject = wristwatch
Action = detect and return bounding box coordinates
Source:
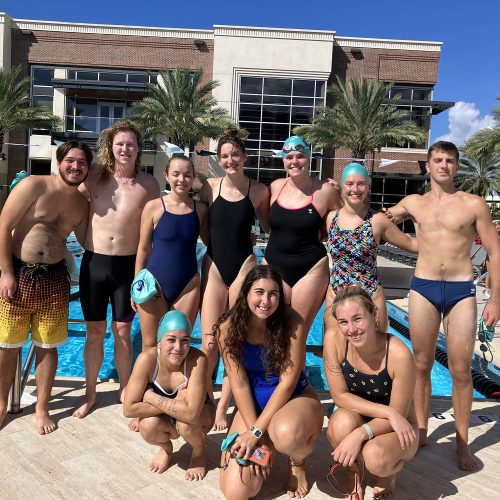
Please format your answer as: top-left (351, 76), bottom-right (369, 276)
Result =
top-left (250, 425), bottom-right (263, 439)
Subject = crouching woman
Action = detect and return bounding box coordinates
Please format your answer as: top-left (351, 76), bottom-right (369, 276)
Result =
top-left (123, 310), bottom-right (214, 480)
top-left (324, 286), bottom-right (418, 499)
top-left (215, 265), bottom-right (323, 499)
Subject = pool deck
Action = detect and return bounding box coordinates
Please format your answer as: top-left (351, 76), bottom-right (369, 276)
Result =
top-left (1, 382), bottom-right (499, 499)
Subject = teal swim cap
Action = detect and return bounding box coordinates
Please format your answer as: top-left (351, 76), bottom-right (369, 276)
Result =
top-left (9, 171), bottom-right (29, 191)
top-left (281, 136), bottom-right (311, 158)
top-left (340, 162), bottom-right (369, 185)
top-left (157, 310), bottom-right (192, 341)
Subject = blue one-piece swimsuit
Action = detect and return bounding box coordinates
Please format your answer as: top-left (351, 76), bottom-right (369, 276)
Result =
top-left (146, 197), bottom-right (199, 305)
top-left (242, 342), bottom-right (309, 415)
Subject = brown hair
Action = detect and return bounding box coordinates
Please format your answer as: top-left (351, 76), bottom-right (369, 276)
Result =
top-left (331, 285), bottom-right (384, 335)
top-left (165, 154), bottom-right (194, 174)
top-left (217, 128), bottom-right (246, 156)
top-left (427, 140), bottom-right (459, 162)
top-left (96, 119), bottom-right (143, 183)
top-left (214, 265), bottom-right (291, 375)
top-left (56, 140), bottom-right (93, 167)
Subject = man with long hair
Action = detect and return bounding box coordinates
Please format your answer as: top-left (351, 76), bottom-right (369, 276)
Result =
top-left (73, 120), bottom-right (159, 418)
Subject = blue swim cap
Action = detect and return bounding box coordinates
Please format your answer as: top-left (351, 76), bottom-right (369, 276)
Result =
top-left (281, 136), bottom-right (311, 158)
top-left (9, 171), bottom-right (29, 191)
top-left (158, 310), bottom-right (192, 341)
top-left (340, 162), bottom-right (369, 185)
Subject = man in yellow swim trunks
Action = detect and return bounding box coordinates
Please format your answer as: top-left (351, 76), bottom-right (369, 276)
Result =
top-left (0, 141), bottom-right (91, 434)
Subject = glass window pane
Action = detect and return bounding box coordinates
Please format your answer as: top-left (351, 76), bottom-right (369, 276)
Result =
top-left (77, 71), bottom-right (98, 81)
top-left (32, 86), bottom-right (54, 96)
top-left (245, 140), bottom-right (260, 150)
top-left (412, 88), bottom-right (431, 101)
top-left (393, 87), bottom-right (412, 100)
top-left (114, 106), bottom-right (125, 119)
top-left (65, 115), bottom-right (74, 131)
top-left (74, 99), bottom-right (97, 117)
top-left (260, 140), bottom-right (286, 150)
top-left (315, 81), bottom-right (326, 97)
top-left (239, 103), bottom-right (261, 122)
top-left (128, 73), bottom-right (149, 83)
top-left (238, 121), bottom-right (261, 140)
top-left (263, 95), bottom-right (290, 105)
top-left (315, 98), bottom-right (325, 107)
top-left (263, 78), bottom-right (292, 96)
top-left (240, 94), bottom-right (262, 104)
top-left (32, 68), bottom-right (53, 86)
top-left (68, 70), bottom-right (76, 80)
top-left (32, 96), bottom-right (53, 108)
top-left (292, 96), bottom-right (315, 106)
top-left (291, 106), bottom-right (314, 124)
top-left (100, 72), bottom-right (127, 82)
top-left (292, 80), bottom-right (315, 96)
top-left (260, 122), bottom-right (290, 141)
top-left (75, 116), bottom-right (98, 132)
top-left (241, 77), bottom-right (263, 94)
top-left (262, 105), bottom-right (290, 123)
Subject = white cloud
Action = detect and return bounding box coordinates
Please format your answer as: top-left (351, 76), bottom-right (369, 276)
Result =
top-left (435, 101), bottom-right (495, 146)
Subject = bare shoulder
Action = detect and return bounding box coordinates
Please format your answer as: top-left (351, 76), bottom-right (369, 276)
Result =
top-left (187, 346), bottom-right (208, 367)
top-left (459, 191), bottom-right (489, 209)
top-left (388, 335), bottom-right (413, 365)
top-left (195, 199), bottom-right (208, 216)
top-left (249, 178), bottom-right (269, 196)
top-left (134, 348), bottom-right (157, 374)
top-left (269, 177), bottom-right (286, 196)
top-left (136, 171), bottom-right (160, 190)
top-left (285, 306), bottom-right (305, 336)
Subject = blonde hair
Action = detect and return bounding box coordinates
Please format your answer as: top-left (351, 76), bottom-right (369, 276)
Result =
top-left (331, 286), bottom-right (384, 335)
top-left (96, 119), bottom-right (143, 183)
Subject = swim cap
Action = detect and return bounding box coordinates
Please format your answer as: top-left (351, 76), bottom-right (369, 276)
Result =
top-left (9, 171), bottom-right (29, 191)
top-left (157, 310), bottom-right (192, 341)
top-left (340, 162), bottom-right (369, 185)
top-left (281, 136), bottom-right (311, 158)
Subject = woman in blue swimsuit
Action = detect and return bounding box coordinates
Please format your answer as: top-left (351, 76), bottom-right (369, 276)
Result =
top-left (325, 162), bottom-right (418, 333)
top-left (323, 286), bottom-right (418, 499)
top-left (134, 155), bottom-right (208, 349)
top-left (215, 265), bottom-right (323, 499)
top-left (123, 310), bottom-right (214, 480)
top-left (263, 135), bottom-right (341, 335)
top-left (199, 129), bottom-right (270, 430)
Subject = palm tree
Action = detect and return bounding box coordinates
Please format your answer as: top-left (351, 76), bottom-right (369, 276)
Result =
top-left (294, 78), bottom-right (426, 160)
top-left (131, 68), bottom-right (235, 152)
top-left (454, 152), bottom-right (500, 197)
top-left (0, 65), bottom-right (61, 155)
top-left (462, 98), bottom-right (500, 158)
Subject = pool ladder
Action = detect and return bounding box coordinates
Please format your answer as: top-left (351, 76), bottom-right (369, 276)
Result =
top-left (8, 318), bottom-right (86, 414)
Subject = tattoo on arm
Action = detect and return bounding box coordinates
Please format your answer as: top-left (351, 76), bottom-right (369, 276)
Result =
top-left (324, 353), bottom-right (342, 373)
top-left (157, 396), bottom-right (177, 414)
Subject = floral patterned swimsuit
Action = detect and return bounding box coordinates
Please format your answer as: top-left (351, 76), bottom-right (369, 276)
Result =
top-left (326, 210), bottom-right (381, 296)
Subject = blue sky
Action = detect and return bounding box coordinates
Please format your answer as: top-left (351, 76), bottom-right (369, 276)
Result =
top-left (2, 0), bottom-right (498, 145)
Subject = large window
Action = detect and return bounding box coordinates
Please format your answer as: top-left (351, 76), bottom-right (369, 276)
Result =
top-left (385, 84), bottom-right (433, 149)
top-left (67, 68), bottom-right (155, 84)
top-left (31, 67), bottom-right (54, 109)
top-left (238, 76), bottom-right (326, 183)
top-left (66, 97), bottom-right (133, 134)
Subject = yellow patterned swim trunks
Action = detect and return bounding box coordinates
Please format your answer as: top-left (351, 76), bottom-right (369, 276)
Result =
top-left (0, 257), bottom-right (70, 348)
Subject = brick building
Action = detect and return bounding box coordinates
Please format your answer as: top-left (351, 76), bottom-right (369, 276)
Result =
top-left (0, 13), bottom-right (452, 215)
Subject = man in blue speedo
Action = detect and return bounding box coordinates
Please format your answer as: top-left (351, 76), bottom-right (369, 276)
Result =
top-left (386, 141), bottom-right (499, 471)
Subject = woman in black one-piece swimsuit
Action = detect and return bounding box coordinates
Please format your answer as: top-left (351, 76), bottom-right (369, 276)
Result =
top-left (323, 286), bottom-right (419, 499)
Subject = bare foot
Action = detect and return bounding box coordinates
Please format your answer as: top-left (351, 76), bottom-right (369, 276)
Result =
top-left (286, 460), bottom-right (309, 498)
top-left (418, 428), bottom-right (428, 448)
top-left (185, 449), bottom-right (208, 481)
top-left (373, 475), bottom-right (396, 499)
top-left (35, 409), bottom-right (57, 435)
top-left (128, 418), bottom-right (140, 432)
top-left (72, 394), bottom-right (96, 419)
top-left (456, 445), bottom-right (478, 471)
top-left (149, 442), bottom-right (173, 474)
top-left (213, 401), bottom-right (228, 431)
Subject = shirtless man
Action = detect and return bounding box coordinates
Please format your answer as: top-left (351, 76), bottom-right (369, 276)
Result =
top-left (73, 121), bottom-right (159, 418)
top-left (386, 141), bottom-right (500, 470)
top-left (0, 141), bottom-right (91, 433)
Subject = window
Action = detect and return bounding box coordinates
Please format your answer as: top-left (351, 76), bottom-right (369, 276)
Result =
top-left (238, 76), bottom-right (327, 183)
top-left (31, 67), bottom-right (54, 109)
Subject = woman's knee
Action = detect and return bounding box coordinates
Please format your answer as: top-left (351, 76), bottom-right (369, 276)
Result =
top-left (138, 416), bottom-right (163, 440)
top-left (363, 440), bottom-right (392, 476)
top-left (327, 409), bottom-right (363, 445)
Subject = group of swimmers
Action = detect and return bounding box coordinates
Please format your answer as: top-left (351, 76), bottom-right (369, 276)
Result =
top-left (0, 121), bottom-right (499, 499)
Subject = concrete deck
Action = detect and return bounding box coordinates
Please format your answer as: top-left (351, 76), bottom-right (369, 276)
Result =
top-left (1, 382), bottom-right (499, 499)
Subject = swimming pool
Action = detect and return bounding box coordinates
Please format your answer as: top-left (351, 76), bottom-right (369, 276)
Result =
top-left (21, 239), bottom-right (480, 398)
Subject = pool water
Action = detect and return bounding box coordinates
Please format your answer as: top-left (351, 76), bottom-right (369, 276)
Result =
top-left (21, 239), bottom-right (481, 398)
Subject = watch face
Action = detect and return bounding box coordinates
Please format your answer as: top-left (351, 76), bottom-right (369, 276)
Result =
top-left (252, 426), bottom-right (262, 438)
